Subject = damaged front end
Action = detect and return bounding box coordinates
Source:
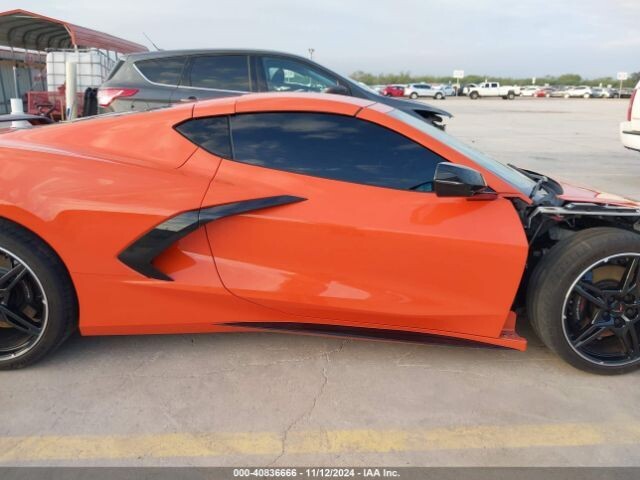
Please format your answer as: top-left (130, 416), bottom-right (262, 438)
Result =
top-left (510, 178), bottom-right (640, 308)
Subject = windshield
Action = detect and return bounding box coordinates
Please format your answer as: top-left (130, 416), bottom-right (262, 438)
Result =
top-left (346, 77), bottom-right (380, 95)
top-left (389, 109), bottom-right (537, 196)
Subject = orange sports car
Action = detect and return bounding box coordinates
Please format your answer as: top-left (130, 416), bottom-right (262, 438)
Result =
top-left (1, 93), bottom-right (639, 374)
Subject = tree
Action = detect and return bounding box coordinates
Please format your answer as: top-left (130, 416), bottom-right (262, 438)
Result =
top-left (556, 74), bottom-right (582, 85)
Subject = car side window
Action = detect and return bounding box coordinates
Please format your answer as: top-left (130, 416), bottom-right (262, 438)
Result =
top-left (175, 116), bottom-right (231, 158)
top-left (230, 112), bottom-right (444, 191)
top-left (260, 56), bottom-right (341, 93)
top-left (187, 55), bottom-right (250, 91)
top-left (135, 57), bottom-right (187, 85)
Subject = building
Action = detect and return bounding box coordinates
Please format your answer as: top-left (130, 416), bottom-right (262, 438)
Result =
top-left (0, 9), bottom-right (147, 114)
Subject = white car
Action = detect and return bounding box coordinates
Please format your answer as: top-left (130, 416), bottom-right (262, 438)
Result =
top-left (403, 83), bottom-right (446, 100)
top-left (520, 85), bottom-right (539, 97)
top-left (621, 81), bottom-right (640, 151)
top-left (564, 86), bottom-right (593, 98)
top-left (467, 82), bottom-right (521, 100)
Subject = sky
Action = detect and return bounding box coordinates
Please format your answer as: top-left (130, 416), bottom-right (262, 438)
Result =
top-left (4, 0), bottom-right (639, 79)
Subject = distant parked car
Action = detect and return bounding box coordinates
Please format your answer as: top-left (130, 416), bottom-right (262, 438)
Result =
top-left (520, 86), bottom-right (539, 97)
top-left (381, 84), bottom-right (405, 97)
top-left (437, 84), bottom-right (456, 96)
top-left (467, 82), bottom-right (521, 100)
top-left (564, 86), bottom-right (593, 98)
top-left (620, 80), bottom-right (640, 151)
top-left (590, 88), bottom-right (606, 99)
top-left (620, 88), bottom-right (635, 99)
top-left (98, 50), bottom-right (450, 129)
top-left (549, 86), bottom-right (569, 98)
top-left (534, 87), bottom-right (555, 97)
top-left (403, 83), bottom-right (446, 100)
top-left (461, 83), bottom-right (477, 96)
top-left (601, 88), bottom-right (619, 98)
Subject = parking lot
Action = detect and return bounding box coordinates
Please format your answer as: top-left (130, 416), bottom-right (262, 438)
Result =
top-left (1, 97), bottom-right (639, 467)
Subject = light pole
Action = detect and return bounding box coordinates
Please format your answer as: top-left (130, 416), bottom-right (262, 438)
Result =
top-left (308, 48), bottom-right (315, 60)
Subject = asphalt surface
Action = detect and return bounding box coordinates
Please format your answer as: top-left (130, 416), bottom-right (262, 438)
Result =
top-left (1, 97), bottom-right (639, 467)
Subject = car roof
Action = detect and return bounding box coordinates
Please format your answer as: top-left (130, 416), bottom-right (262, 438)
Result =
top-left (193, 92), bottom-right (377, 117)
top-left (122, 49), bottom-right (313, 63)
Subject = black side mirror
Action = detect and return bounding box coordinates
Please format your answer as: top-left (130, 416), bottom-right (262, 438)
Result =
top-left (323, 85), bottom-right (349, 96)
top-left (434, 162), bottom-right (497, 199)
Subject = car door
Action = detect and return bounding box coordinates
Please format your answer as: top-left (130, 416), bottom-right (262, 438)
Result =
top-left (170, 54), bottom-right (252, 104)
top-left (188, 107), bottom-right (528, 339)
top-left (254, 54), bottom-right (350, 94)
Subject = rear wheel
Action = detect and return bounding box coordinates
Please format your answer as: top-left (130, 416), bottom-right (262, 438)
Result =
top-left (410, 92), bottom-right (418, 99)
top-left (584, 93), bottom-right (591, 99)
top-left (528, 228), bottom-right (640, 374)
top-left (0, 221), bottom-right (77, 369)
top-left (507, 92), bottom-right (515, 100)
top-left (434, 92), bottom-right (444, 100)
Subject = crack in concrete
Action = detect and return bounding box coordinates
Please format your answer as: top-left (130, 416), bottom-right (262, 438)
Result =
top-left (268, 340), bottom-right (346, 466)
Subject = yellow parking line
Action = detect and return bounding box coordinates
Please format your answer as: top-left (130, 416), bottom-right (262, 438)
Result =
top-left (1, 422), bottom-right (639, 461)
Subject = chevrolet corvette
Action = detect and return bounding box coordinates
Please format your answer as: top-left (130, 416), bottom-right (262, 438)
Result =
top-left (0, 93), bottom-right (639, 374)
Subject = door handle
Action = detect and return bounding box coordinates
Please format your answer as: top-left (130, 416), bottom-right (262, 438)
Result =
top-left (179, 96), bottom-right (197, 102)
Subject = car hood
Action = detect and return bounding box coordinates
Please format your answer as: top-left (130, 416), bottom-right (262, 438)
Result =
top-left (558, 181), bottom-right (640, 207)
top-left (377, 95), bottom-right (452, 118)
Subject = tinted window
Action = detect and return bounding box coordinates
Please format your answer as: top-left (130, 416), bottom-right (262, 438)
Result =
top-left (188, 55), bottom-right (249, 90)
top-left (389, 109), bottom-right (537, 195)
top-left (135, 57), bottom-right (186, 85)
top-left (175, 116), bottom-right (231, 158)
top-left (260, 56), bottom-right (341, 93)
top-left (230, 112), bottom-right (444, 191)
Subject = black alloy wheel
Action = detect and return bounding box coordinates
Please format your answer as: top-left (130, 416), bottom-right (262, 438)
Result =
top-left (0, 247), bottom-right (48, 361)
top-left (563, 254), bottom-right (640, 368)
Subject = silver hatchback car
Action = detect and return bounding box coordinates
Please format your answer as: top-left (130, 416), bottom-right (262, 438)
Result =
top-left (403, 83), bottom-right (446, 100)
top-left (98, 49), bottom-right (451, 128)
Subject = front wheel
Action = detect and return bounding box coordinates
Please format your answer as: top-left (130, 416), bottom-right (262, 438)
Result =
top-left (528, 228), bottom-right (640, 374)
top-left (434, 92), bottom-right (444, 100)
top-left (584, 93), bottom-right (591, 99)
top-left (469, 92), bottom-right (479, 99)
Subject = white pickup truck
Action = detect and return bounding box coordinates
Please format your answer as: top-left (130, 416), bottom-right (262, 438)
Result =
top-left (620, 80), bottom-right (640, 151)
top-left (468, 82), bottom-right (521, 100)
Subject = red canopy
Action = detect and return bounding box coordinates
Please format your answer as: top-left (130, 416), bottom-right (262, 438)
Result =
top-left (0, 9), bottom-right (147, 54)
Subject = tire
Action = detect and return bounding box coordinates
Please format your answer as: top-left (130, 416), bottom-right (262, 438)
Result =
top-left (434, 92), bottom-right (443, 100)
top-left (564, 94), bottom-right (570, 99)
top-left (584, 93), bottom-right (590, 99)
top-left (410, 92), bottom-right (418, 99)
top-left (469, 91), bottom-right (479, 100)
top-left (507, 92), bottom-right (515, 100)
top-left (527, 227), bottom-right (640, 375)
top-left (0, 220), bottom-right (77, 369)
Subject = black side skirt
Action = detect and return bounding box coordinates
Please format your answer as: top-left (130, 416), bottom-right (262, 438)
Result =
top-left (224, 322), bottom-right (499, 349)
